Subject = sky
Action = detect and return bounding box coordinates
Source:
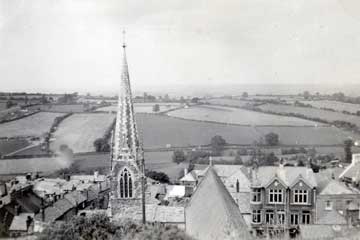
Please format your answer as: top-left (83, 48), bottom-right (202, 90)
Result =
top-left (1, 0), bottom-right (360, 96)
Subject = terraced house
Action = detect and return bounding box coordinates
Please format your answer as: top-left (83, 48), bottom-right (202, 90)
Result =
top-left (250, 163), bottom-right (317, 237)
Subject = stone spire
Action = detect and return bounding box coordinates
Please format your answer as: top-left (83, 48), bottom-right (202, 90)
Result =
top-left (113, 31), bottom-right (139, 163)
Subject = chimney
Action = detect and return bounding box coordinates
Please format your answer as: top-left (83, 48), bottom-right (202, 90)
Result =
top-left (209, 156), bottom-right (213, 166)
top-left (94, 171), bottom-right (99, 181)
top-left (184, 168), bottom-right (188, 176)
top-left (41, 208), bottom-right (45, 222)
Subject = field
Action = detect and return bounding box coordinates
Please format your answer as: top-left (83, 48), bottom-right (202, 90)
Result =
top-left (96, 102), bottom-right (182, 113)
top-left (167, 105), bottom-right (321, 126)
top-left (255, 126), bottom-right (357, 146)
top-left (259, 104), bottom-right (360, 127)
top-left (301, 100), bottom-right (360, 114)
top-left (0, 102), bottom-right (6, 111)
top-left (0, 112), bottom-right (65, 137)
top-left (135, 113), bottom-right (351, 148)
top-left (0, 156), bottom-right (71, 175)
top-left (0, 139), bottom-right (30, 156)
top-left (136, 113), bottom-right (261, 148)
top-left (37, 104), bottom-right (88, 113)
top-left (204, 98), bottom-right (253, 107)
top-left (50, 113), bottom-right (115, 153)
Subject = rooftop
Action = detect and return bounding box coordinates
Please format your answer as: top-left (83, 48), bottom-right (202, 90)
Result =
top-left (252, 166), bottom-right (317, 188)
top-left (185, 167), bottom-right (253, 240)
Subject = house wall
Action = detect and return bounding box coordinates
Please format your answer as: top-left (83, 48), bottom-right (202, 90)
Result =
top-left (316, 194), bottom-right (360, 220)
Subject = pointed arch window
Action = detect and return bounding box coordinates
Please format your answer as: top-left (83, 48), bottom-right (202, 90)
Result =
top-left (119, 168), bottom-right (133, 198)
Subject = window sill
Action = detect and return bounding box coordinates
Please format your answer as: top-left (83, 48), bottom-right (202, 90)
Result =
top-left (250, 201), bottom-right (262, 204)
top-left (291, 203), bottom-right (311, 206)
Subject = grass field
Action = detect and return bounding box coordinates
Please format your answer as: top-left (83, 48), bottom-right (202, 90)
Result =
top-left (301, 100), bottom-right (360, 114)
top-left (259, 104), bottom-right (360, 127)
top-left (136, 113), bottom-right (261, 148)
top-left (0, 112), bottom-right (65, 137)
top-left (204, 98), bottom-right (253, 107)
top-left (38, 104), bottom-right (88, 113)
top-left (0, 139), bottom-right (30, 156)
top-left (167, 105), bottom-right (321, 126)
top-left (51, 113), bottom-right (115, 153)
top-left (255, 126), bottom-right (357, 146)
top-left (0, 102), bottom-right (6, 111)
top-left (96, 102), bottom-right (182, 113)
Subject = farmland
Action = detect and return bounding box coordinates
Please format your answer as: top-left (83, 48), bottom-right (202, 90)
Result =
top-left (0, 139), bottom-right (30, 156)
top-left (204, 98), bottom-right (253, 108)
top-left (37, 104), bottom-right (89, 113)
top-left (301, 100), bottom-right (360, 114)
top-left (0, 112), bottom-right (65, 137)
top-left (135, 113), bottom-right (350, 148)
top-left (50, 113), bottom-right (115, 153)
top-left (96, 102), bottom-right (182, 113)
top-left (259, 103), bottom-right (360, 127)
top-left (136, 113), bottom-right (261, 148)
top-left (167, 105), bottom-right (321, 126)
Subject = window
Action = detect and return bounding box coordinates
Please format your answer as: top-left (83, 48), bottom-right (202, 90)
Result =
top-left (265, 210), bottom-right (275, 224)
top-left (119, 168), bottom-right (133, 198)
top-left (325, 200), bottom-right (333, 210)
top-left (252, 210), bottom-right (261, 223)
top-left (301, 211), bottom-right (311, 224)
top-left (269, 189), bottom-right (283, 204)
top-left (293, 190), bottom-right (308, 204)
top-left (251, 189), bottom-right (261, 203)
top-left (290, 213), bottom-right (299, 225)
top-left (277, 211), bottom-right (286, 224)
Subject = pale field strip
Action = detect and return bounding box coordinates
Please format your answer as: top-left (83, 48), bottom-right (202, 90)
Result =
top-left (50, 113), bottom-right (115, 153)
top-left (259, 103), bottom-right (360, 126)
top-left (0, 112), bottom-right (65, 137)
top-left (301, 100), bottom-right (360, 114)
top-left (166, 105), bottom-right (322, 126)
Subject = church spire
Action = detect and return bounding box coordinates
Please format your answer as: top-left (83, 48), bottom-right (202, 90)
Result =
top-left (113, 31), bottom-right (139, 163)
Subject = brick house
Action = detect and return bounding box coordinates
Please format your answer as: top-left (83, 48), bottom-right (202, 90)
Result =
top-left (250, 165), bottom-right (317, 237)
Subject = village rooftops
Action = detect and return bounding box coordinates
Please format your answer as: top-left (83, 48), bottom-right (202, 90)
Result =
top-left (339, 153), bottom-right (360, 182)
top-left (251, 166), bottom-right (317, 188)
top-left (9, 213), bottom-right (34, 232)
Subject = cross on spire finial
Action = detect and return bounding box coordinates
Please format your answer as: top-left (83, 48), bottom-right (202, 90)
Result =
top-left (122, 30), bottom-right (126, 48)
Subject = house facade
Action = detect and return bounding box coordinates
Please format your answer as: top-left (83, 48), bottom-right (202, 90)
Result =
top-left (250, 165), bottom-right (317, 236)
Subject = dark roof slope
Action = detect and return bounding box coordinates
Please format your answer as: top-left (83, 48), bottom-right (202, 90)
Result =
top-left (185, 167), bottom-right (253, 240)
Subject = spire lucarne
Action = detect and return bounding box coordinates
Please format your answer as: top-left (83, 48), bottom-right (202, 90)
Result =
top-left (111, 32), bottom-right (145, 221)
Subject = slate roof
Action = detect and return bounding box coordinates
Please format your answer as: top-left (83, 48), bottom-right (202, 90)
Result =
top-left (232, 192), bottom-right (251, 214)
top-left (64, 191), bottom-right (87, 206)
top-left (319, 180), bottom-right (357, 195)
top-left (252, 166), bottom-right (317, 188)
top-left (316, 210), bottom-right (347, 225)
top-left (339, 161), bottom-right (360, 181)
top-left (9, 213), bottom-right (34, 231)
top-left (34, 198), bottom-right (73, 222)
top-left (185, 167), bottom-right (253, 240)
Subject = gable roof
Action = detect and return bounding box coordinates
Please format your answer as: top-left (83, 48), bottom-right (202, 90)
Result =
top-left (185, 167), bottom-right (253, 240)
top-left (9, 213), bottom-right (34, 232)
top-left (319, 180), bottom-right (357, 195)
top-left (252, 166), bottom-right (317, 188)
top-left (339, 161), bottom-right (360, 181)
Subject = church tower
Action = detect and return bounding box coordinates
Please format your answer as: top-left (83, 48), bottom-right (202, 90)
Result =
top-left (110, 33), bottom-right (145, 221)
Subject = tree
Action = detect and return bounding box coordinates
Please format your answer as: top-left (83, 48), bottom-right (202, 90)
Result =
top-left (297, 159), bottom-right (305, 167)
top-left (191, 97), bottom-right (200, 103)
top-left (242, 92), bottom-right (249, 98)
top-left (146, 170), bottom-right (170, 183)
top-left (210, 135), bottom-right (227, 156)
top-left (38, 214), bottom-right (193, 240)
top-left (93, 138), bottom-right (110, 152)
top-left (172, 150), bottom-right (186, 164)
top-left (152, 104), bottom-right (160, 112)
top-left (5, 100), bottom-right (16, 109)
top-left (344, 138), bottom-right (353, 163)
top-left (264, 132), bottom-right (279, 146)
top-left (234, 155), bottom-right (243, 165)
top-left (303, 91), bottom-right (310, 100)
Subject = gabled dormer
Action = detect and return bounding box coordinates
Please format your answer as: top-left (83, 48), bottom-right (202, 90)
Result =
top-left (289, 174), bottom-right (314, 205)
top-left (264, 175), bottom-right (287, 205)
